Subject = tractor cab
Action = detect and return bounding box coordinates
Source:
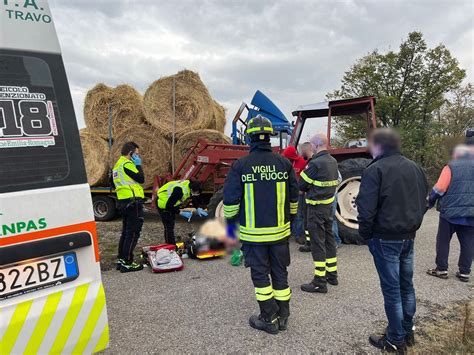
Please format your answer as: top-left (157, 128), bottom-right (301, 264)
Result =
top-left (232, 90), bottom-right (292, 149)
top-left (290, 96), bottom-right (376, 154)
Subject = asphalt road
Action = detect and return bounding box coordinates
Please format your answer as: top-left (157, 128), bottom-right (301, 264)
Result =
top-left (100, 210), bottom-right (472, 354)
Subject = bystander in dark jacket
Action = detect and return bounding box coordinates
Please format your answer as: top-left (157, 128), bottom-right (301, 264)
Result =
top-left (356, 128), bottom-right (428, 353)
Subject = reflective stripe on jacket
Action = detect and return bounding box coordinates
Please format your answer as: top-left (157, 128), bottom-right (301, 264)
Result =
top-left (112, 156), bottom-right (145, 200)
top-left (299, 150), bottom-right (339, 205)
top-left (223, 143), bottom-right (299, 243)
top-left (157, 180), bottom-right (191, 209)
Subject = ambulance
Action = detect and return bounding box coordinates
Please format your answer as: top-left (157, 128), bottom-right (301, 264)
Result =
top-left (0, 1), bottom-right (109, 353)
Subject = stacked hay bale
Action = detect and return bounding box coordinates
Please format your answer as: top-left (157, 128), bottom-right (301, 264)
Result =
top-left (84, 84), bottom-right (145, 138)
top-left (143, 70), bottom-right (226, 137)
top-left (82, 83), bottom-right (147, 187)
top-left (79, 128), bottom-right (110, 186)
top-left (81, 70), bottom-right (229, 189)
top-left (212, 101), bottom-right (227, 132)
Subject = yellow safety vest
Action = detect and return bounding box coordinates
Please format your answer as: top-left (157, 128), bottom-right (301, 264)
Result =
top-left (112, 156), bottom-right (145, 200)
top-left (157, 180), bottom-right (191, 209)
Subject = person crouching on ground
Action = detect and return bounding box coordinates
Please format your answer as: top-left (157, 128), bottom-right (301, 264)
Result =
top-left (156, 179), bottom-right (205, 245)
top-left (427, 144), bottom-right (474, 282)
top-left (356, 128), bottom-right (428, 353)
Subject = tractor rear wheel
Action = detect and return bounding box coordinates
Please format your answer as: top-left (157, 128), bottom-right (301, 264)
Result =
top-left (336, 158), bottom-right (371, 245)
top-left (207, 188), bottom-right (225, 219)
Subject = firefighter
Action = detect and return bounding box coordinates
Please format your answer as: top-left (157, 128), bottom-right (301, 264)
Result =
top-left (156, 179), bottom-right (205, 245)
top-left (223, 115), bottom-right (299, 334)
top-left (113, 141), bottom-right (145, 272)
top-left (300, 133), bottom-right (339, 293)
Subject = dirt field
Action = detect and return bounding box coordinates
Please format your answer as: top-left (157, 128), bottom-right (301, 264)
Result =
top-left (97, 210), bottom-right (473, 354)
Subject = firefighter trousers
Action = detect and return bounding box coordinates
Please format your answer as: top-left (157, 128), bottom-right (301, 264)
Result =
top-left (241, 240), bottom-right (292, 320)
top-left (118, 200), bottom-right (144, 263)
top-left (307, 204), bottom-right (337, 283)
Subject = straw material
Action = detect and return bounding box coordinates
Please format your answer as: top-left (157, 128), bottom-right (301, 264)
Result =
top-left (143, 70), bottom-right (221, 136)
top-left (110, 125), bottom-right (171, 188)
top-left (212, 101), bottom-right (227, 132)
top-left (84, 83), bottom-right (144, 138)
top-left (174, 129), bottom-right (231, 164)
top-left (79, 128), bottom-right (110, 186)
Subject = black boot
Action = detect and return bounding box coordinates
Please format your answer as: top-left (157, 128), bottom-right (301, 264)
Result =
top-left (249, 314), bottom-right (279, 335)
top-left (369, 334), bottom-right (407, 354)
top-left (276, 300), bottom-right (290, 331)
top-left (299, 241), bottom-right (311, 253)
top-left (301, 279), bottom-right (327, 293)
top-left (278, 317), bottom-right (288, 331)
top-left (327, 274), bottom-right (338, 286)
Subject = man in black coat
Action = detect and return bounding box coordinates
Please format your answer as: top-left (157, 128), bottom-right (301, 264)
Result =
top-left (356, 128), bottom-right (428, 353)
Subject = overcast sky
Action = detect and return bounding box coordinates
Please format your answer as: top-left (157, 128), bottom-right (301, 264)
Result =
top-left (49, 0), bottom-right (473, 132)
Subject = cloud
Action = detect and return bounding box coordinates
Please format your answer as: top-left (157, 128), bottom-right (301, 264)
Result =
top-left (48, 0), bottom-right (473, 132)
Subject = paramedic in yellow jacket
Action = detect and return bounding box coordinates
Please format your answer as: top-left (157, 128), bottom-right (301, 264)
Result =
top-left (112, 141), bottom-right (145, 273)
top-left (156, 179), bottom-right (205, 244)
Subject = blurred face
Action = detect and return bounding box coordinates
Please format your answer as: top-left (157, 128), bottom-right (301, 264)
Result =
top-left (369, 140), bottom-right (382, 159)
top-left (313, 142), bottom-right (324, 153)
top-left (301, 145), bottom-right (312, 159)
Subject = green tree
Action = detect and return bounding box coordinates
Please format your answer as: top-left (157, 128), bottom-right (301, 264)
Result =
top-left (439, 83), bottom-right (474, 135)
top-left (327, 32), bottom-right (467, 178)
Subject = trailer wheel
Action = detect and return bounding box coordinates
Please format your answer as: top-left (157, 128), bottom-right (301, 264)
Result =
top-left (92, 195), bottom-right (117, 221)
top-left (207, 189), bottom-right (224, 219)
top-left (336, 158), bottom-right (371, 245)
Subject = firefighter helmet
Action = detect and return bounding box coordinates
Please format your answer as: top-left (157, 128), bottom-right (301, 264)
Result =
top-left (246, 114), bottom-right (274, 136)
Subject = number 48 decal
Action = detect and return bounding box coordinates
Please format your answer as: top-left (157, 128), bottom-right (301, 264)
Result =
top-left (0, 99), bottom-right (55, 137)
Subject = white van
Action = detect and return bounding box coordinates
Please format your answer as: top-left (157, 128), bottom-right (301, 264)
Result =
top-left (0, 1), bottom-right (109, 353)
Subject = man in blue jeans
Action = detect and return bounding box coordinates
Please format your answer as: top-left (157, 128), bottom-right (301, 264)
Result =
top-left (356, 129), bottom-right (428, 353)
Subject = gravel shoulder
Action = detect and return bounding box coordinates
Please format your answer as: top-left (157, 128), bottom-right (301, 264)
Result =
top-left (97, 210), bottom-right (473, 354)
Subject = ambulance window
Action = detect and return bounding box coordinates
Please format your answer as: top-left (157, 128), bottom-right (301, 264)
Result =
top-left (0, 52), bottom-right (86, 193)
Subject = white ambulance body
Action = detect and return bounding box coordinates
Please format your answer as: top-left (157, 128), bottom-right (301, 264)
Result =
top-left (0, 1), bottom-right (109, 353)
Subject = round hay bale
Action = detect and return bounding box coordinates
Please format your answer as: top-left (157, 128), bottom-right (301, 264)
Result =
top-left (211, 101), bottom-right (227, 132)
top-left (110, 126), bottom-right (171, 188)
top-left (174, 129), bottom-right (231, 165)
top-left (83, 83), bottom-right (144, 138)
top-left (79, 129), bottom-right (110, 186)
top-left (143, 70), bottom-right (216, 136)
top-left (83, 83), bottom-right (113, 137)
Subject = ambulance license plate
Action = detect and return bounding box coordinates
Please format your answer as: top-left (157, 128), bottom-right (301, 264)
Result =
top-left (0, 252), bottom-right (79, 300)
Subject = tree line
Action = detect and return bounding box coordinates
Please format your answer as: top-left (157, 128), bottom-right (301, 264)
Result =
top-left (327, 31), bottom-right (473, 182)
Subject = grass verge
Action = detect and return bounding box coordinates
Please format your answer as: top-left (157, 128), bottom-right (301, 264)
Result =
top-left (413, 298), bottom-right (473, 354)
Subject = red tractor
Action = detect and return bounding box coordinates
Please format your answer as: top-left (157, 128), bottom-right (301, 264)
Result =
top-left (154, 95), bottom-right (376, 244)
